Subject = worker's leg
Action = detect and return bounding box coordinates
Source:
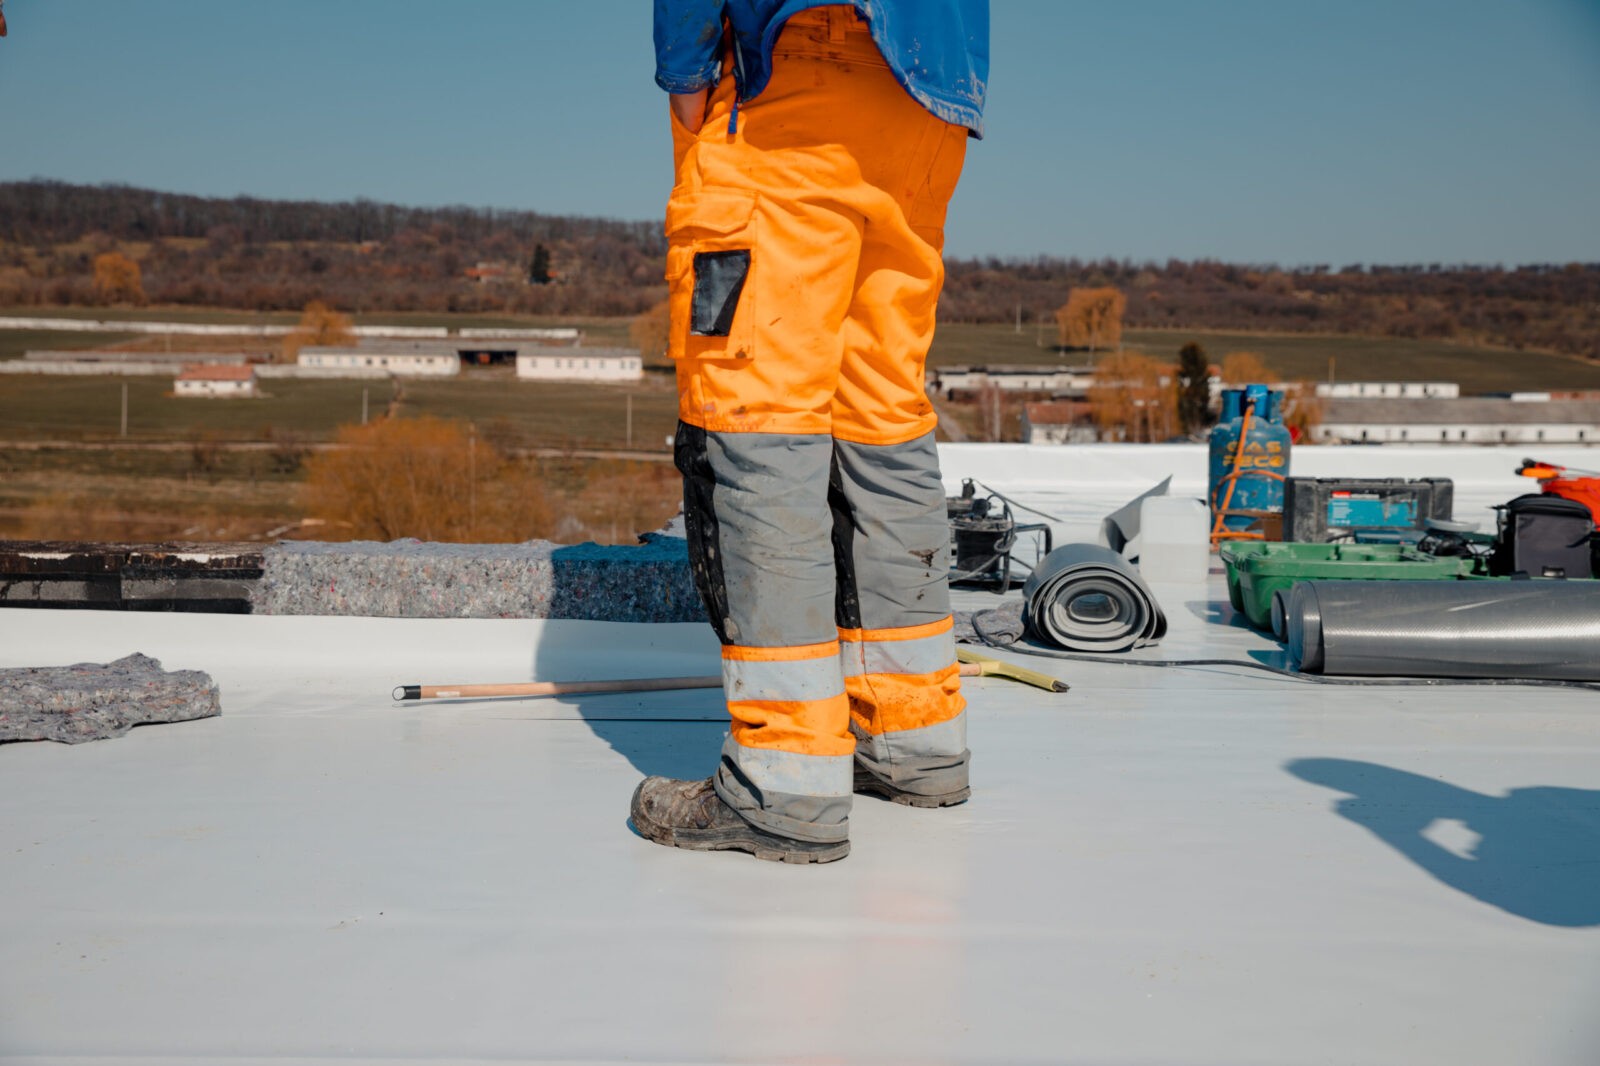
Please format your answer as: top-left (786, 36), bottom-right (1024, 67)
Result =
top-left (644, 18), bottom-right (874, 850)
top-left (674, 424), bottom-right (855, 843)
top-left (831, 434), bottom-right (969, 802)
top-left (829, 55), bottom-right (973, 802)
top-left (635, 4), bottom-right (970, 857)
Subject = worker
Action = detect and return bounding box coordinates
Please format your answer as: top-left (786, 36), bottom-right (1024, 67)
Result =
top-left (630, 0), bottom-right (989, 863)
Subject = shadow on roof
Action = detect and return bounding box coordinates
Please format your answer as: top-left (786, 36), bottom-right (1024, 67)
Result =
top-left (1288, 757), bottom-right (1600, 928)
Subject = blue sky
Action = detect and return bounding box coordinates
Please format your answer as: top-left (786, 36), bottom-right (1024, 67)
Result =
top-left (0, 0), bottom-right (1596, 265)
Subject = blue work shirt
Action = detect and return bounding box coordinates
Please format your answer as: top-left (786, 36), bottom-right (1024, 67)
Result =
top-left (654, 0), bottom-right (987, 136)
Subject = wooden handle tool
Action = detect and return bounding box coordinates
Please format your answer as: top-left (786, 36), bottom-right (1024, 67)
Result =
top-left (393, 676), bottom-right (723, 701)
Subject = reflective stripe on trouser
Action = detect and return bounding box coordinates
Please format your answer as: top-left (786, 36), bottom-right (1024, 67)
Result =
top-left (667, 6), bottom-right (970, 840)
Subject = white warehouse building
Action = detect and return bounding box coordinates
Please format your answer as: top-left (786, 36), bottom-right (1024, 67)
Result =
top-left (1315, 381), bottom-right (1460, 400)
top-left (928, 365), bottom-right (1096, 398)
top-left (516, 347), bottom-right (642, 383)
top-left (298, 346), bottom-right (459, 377)
top-left (1316, 398), bottom-right (1600, 445)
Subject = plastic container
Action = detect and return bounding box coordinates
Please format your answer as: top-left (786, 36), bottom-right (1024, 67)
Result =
top-left (1219, 541), bottom-right (1466, 630)
top-left (1209, 385), bottom-right (1292, 535)
top-left (1138, 496), bottom-right (1210, 583)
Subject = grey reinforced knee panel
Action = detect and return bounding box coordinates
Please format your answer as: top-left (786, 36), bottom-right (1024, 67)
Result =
top-left (830, 432), bottom-right (953, 630)
top-left (676, 422), bottom-right (837, 648)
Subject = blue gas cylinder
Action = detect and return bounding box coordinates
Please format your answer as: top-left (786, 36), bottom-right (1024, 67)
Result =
top-left (1208, 384), bottom-right (1291, 534)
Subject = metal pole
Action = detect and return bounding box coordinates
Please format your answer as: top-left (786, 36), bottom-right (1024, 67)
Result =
top-left (362, 387), bottom-right (369, 425)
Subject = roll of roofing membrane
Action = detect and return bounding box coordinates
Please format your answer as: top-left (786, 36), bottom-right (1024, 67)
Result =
top-left (1022, 543), bottom-right (1168, 652)
top-left (1284, 579), bottom-right (1600, 680)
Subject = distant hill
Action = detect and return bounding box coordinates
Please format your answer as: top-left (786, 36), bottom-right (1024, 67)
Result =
top-left (0, 180), bottom-right (666, 317)
top-left (1, 180), bottom-right (1595, 360)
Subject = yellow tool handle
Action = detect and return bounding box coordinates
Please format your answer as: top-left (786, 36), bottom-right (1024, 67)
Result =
top-left (956, 647), bottom-right (1069, 693)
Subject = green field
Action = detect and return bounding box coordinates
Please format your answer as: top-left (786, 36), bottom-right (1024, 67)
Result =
top-left (0, 375), bottom-right (391, 441)
top-left (401, 374), bottom-right (679, 451)
top-left (0, 369), bottom-right (680, 449)
top-left (0, 329), bottom-right (140, 360)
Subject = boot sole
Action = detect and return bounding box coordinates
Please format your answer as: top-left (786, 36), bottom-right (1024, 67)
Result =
top-left (853, 770), bottom-right (971, 809)
top-left (630, 788), bottom-right (850, 865)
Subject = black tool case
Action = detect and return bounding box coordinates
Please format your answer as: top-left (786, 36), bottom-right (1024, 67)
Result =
top-left (1283, 477), bottom-right (1454, 542)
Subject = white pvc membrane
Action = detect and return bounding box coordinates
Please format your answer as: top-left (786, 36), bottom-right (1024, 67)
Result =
top-left (2, 442), bottom-right (1599, 1064)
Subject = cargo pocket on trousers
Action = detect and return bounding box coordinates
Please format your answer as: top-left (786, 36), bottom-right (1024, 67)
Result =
top-left (665, 189), bottom-right (758, 361)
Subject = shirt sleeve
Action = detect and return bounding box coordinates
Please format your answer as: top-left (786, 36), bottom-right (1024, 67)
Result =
top-left (654, 0), bottom-right (726, 94)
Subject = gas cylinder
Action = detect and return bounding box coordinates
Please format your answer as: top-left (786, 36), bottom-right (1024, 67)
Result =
top-left (1208, 384), bottom-right (1292, 535)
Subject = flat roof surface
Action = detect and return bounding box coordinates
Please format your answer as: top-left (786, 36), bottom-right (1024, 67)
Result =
top-left (2, 595), bottom-right (1597, 1064)
top-left (2, 443), bottom-right (1598, 1064)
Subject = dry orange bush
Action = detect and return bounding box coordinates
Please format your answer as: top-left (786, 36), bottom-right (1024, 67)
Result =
top-left (1055, 286), bottom-right (1126, 351)
top-left (1087, 351), bottom-right (1177, 442)
top-left (280, 300), bottom-right (355, 364)
top-left (1219, 351), bottom-right (1279, 384)
top-left (1281, 383), bottom-right (1324, 440)
top-left (629, 298), bottom-right (671, 366)
top-left (303, 416), bottom-right (551, 542)
top-left (555, 459), bottom-right (682, 543)
top-left (92, 251), bottom-right (144, 304)
top-left (12, 492), bottom-right (162, 542)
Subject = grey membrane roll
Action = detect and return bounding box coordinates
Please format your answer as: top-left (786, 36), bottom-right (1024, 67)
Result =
top-left (1022, 543), bottom-right (1168, 652)
top-left (1284, 579), bottom-right (1600, 680)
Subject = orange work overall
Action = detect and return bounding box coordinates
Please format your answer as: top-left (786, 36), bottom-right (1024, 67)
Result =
top-left (667, 5), bottom-right (969, 843)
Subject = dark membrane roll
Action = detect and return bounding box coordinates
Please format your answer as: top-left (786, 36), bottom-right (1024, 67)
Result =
top-left (1284, 579), bottom-right (1600, 680)
top-left (1022, 544), bottom-right (1167, 653)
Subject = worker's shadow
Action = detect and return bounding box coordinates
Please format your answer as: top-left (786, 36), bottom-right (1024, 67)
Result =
top-left (562, 693), bottom-right (725, 780)
top-left (529, 608), bottom-right (725, 781)
top-left (1288, 758), bottom-right (1600, 928)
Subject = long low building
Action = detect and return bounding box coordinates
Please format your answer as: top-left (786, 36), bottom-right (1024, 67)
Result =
top-left (298, 340), bottom-right (643, 382)
top-left (0, 350), bottom-right (255, 375)
top-left (23, 350), bottom-right (250, 365)
top-left (1316, 397), bottom-right (1600, 445)
top-left (1315, 381), bottom-right (1460, 399)
top-left (928, 364), bottom-right (1096, 398)
top-left (516, 346), bottom-right (642, 383)
top-left (297, 346), bottom-right (460, 377)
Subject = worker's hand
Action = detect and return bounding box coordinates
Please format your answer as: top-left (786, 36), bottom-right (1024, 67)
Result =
top-left (670, 88), bottom-right (711, 135)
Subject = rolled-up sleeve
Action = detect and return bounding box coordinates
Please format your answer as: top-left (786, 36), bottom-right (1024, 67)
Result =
top-left (654, 0), bottom-right (726, 94)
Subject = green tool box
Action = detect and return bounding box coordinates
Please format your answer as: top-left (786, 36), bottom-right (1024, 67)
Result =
top-left (1218, 542), bottom-right (1467, 630)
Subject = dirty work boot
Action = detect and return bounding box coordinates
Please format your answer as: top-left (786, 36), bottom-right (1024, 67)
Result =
top-left (853, 764), bottom-right (971, 808)
top-left (630, 777), bottom-right (850, 864)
